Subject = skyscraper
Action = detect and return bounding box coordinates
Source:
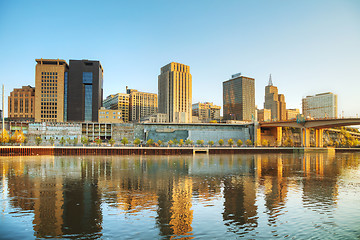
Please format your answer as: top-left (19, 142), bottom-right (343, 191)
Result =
top-left (35, 59), bottom-right (68, 122)
top-left (103, 93), bottom-right (130, 122)
top-left (158, 62), bottom-right (192, 123)
top-left (264, 75), bottom-right (286, 121)
top-left (223, 73), bottom-right (255, 121)
top-left (192, 102), bottom-right (221, 122)
top-left (302, 92), bottom-right (337, 119)
top-left (67, 60), bottom-right (103, 122)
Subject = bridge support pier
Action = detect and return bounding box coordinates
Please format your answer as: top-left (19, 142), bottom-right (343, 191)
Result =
top-left (315, 129), bottom-right (324, 147)
top-left (301, 128), bottom-right (310, 147)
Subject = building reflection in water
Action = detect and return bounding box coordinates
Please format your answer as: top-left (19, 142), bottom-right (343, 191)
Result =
top-left (0, 153), bottom-right (359, 239)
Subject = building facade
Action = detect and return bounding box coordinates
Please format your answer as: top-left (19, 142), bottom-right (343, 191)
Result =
top-left (192, 102), bottom-right (221, 122)
top-left (103, 93), bottom-right (130, 122)
top-left (264, 75), bottom-right (286, 121)
top-left (158, 62), bottom-right (192, 123)
top-left (67, 60), bottom-right (103, 122)
top-left (257, 109), bottom-right (271, 122)
top-left (8, 85), bottom-right (35, 122)
top-left (286, 108), bottom-right (300, 120)
top-left (126, 87), bottom-right (158, 122)
top-left (98, 107), bottom-right (123, 123)
top-left (302, 92), bottom-right (338, 119)
top-left (35, 59), bottom-right (68, 122)
top-left (223, 73), bottom-right (255, 121)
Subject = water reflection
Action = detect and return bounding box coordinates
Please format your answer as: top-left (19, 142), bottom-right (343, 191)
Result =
top-left (0, 153), bottom-right (360, 239)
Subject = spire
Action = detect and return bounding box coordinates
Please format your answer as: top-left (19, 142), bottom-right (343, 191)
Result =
top-left (268, 74), bottom-right (273, 86)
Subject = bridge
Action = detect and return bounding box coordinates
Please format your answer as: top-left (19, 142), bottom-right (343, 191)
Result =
top-left (257, 118), bottom-right (360, 147)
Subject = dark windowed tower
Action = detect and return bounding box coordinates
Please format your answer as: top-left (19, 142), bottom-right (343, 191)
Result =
top-left (67, 60), bottom-right (103, 122)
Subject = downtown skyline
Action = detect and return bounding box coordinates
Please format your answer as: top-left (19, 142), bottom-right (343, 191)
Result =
top-left (1, 0), bottom-right (360, 117)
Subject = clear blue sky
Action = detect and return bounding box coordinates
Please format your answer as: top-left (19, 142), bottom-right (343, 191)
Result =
top-left (1, 0), bottom-right (359, 117)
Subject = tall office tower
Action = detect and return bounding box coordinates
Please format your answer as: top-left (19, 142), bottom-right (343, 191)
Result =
top-left (35, 59), bottom-right (68, 122)
top-left (103, 93), bottom-right (130, 122)
top-left (223, 73), bottom-right (255, 121)
top-left (126, 87), bottom-right (158, 122)
top-left (158, 62), bottom-right (192, 123)
top-left (302, 92), bottom-right (338, 119)
top-left (8, 86), bottom-right (35, 122)
top-left (67, 60), bottom-right (103, 122)
top-left (192, 102), bottom-right (221, 122)
top-left (264, 75), bottom-right (286, 121)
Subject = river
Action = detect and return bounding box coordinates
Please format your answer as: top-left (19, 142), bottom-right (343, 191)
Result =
top-left (0, 153), bottom-right (359, 239)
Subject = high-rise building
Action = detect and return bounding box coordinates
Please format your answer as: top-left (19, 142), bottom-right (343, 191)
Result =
top-left (302, 92), bottom-right (338, 119)
top-left (158, 62), bottom-right (192, 123)
top-left (126, 87), bottom-right (158, 122)
top-left (257, 109), bottom-right (271, 122)
top-left (35, 59), bottom-right (69, 122)
top-left (8, 85), bottom-right (35, 122)
top-left (67, 60), bottom-right (103, 122)
top-left (103, 93), bottom-right (130, 122)
top-left (223, 73), bottom-right (255, 121)
top-left (264, 75), bottom-right (286, 121)
top-left (286, 108), bottom-right (300, 120)
top-left (192, 102), bottom-right (221, 122)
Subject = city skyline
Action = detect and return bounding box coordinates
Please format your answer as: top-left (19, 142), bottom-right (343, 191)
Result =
top-left (1, 0), bottom-right (360, 117)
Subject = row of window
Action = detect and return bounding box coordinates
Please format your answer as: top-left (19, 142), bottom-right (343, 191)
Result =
top-left (99, 116), bottom-right (121, 119)
top-left (42, 72), bottom-right (58, 75)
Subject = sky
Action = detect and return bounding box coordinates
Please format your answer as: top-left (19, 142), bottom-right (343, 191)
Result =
top-left (0, 0), bottom-right (360, 117)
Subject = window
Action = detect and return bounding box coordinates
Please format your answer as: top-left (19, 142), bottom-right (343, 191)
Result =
top-left (83, 72), bottom-right (93, 84)
top-left (84, 85), bottom-right (92, 121)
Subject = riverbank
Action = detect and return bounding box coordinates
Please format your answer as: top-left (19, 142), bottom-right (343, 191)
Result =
top-left (1, 146), bottom-right (359, 156)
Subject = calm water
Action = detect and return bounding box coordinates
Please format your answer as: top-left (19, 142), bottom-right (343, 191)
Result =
top-left (0, 153), bottom-right (359, 239)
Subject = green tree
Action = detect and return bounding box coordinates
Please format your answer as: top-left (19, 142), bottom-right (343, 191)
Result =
top-left (173, 138), bottom-right (179, 145)
top-left (95, 138), bottom-right (102, 146)
top-left (168, 140), bottom-right (174, 146)
top-left (228, 138), bottom-right (234, 146)
top-left (246, 139), bottom-right (253, 146)
top-left (72, 137), bottom-right (78, 146)
top-left (157, 140), bottom-right (163, 146)
top-left (134, 138), bottom-right (141, 146)
top-left (81, 136), bottom-right (89, 146)
top-left (35, 136), bottom-right (42, 146)
top-left (121, 137), bottom-right (128, 146)
top-left (49, 137), bottom-right (55, 146)
top-left (66, 138), bottom-right (72, 145)
top-left (185, 139), bottom-right (191, 146)
top-left (237, 139), bottom-right (243, 147)
top-left (208, 140), bottom-right (214, 147)
top-left (109, 138), bottom-right (115, 146)
top-left (146, 139), bottom-right (154, 146)
top-left (0, 129), bottom-right (10, 144)
top-left (196, 140), bottom-right (204, 146)
top-left (218, 139), bottom-right (224, 146)
top-left (59, 137), bottom-right (66, 146)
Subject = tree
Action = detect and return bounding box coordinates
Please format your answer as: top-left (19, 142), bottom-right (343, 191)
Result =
top-left (0, 129), bottom-right (10, 144)
top-left (185, 139), bottom-right (191, 146)
top-left (134, 138), bottom-right (141, 146)
top-left (49, 137), bottom-right (55, 146)
top-left (81, 136), bottom-right (89, 146)
top-left (95, 138), bottom-right (102, 146)
top-left (196, 140), bottom-right (204, 146)
top-left (168, 140), bottom-right (174, 146)
top-left (146, 139), bottom-right (154, 146)
top-left (261, 139), bottom-right (269, 147)
top-left (59, 137), bottom-right (66, 146)
top-left (108, 138), bottom-right (115, 147)
top-left (179, 139), bottom-right (184, 146)
top-left (218, 139), bottom-right (224, 146)
top-left (246, 139), bottom-right (253, 146)
top-left (121, 137), bottom-right (128, 146)
top-left (66, 138), bottom-right (72, 145)
top-left (208, 140), bottom-right (214, 147)
top-left (11, 130), bottom-right (26, 145)
top-left (173, 138), bottom-right (179, 145)
top-left (237, 139), bottom-right (243, 147)
top-left (72, 137), bottom-right (78, 146)
top-left (157, 140), bottom-right (163, 146)
top-left (228, 139), bottom-right (234, 146)
top-left (35, 136), bottom-right (42, 146)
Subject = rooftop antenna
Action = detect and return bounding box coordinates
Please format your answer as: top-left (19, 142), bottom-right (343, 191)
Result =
top-left (268, 74), bottom-right (273, 86)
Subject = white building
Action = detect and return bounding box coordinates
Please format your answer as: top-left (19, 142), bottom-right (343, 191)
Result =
top-left (302, 92), bottom-right (337, 119)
